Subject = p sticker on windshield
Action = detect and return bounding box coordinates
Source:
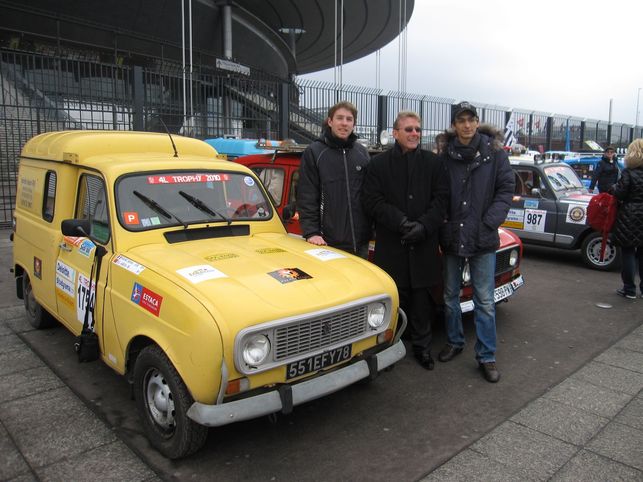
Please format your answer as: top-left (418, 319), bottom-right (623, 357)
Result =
top-left (268, 268), bottom-right (312, 284)
top-left (244, 176), bottom-right (255, 187)
top-left (123, 211), bottom-right (140, 225)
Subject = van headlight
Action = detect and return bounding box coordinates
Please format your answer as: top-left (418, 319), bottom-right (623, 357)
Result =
top-left (462, 262), bottom-right (471, 284)
top-left (367, 303), bottom-right (386, 329)
top-left (242, 334), bottom-right (271, 366)
top-left (509, 248), bottom-right (519, 266)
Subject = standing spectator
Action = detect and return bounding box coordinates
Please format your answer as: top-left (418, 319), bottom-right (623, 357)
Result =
top-left (437, 102), bottom-right (514, 383)
top-left (298, 101), bottom-right (371, 257)
top-left (362, 111), bottom-right (449, 370)
top-left (611, 139), bottom-right (643, 299)
top-left (590, 145), bottom-right (620, 193)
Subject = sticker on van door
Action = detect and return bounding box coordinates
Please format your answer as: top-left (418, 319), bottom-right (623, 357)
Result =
top-left (76, 273), bottom-right (96, 326)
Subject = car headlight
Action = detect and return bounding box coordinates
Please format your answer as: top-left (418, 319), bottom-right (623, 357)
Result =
top-left (242, 334), bottom-right (271, 366)
top-left (462, 262), bottom-right (471, 284)
top-left (367, 303), bottom-right (386, 329)
top-left (509, 248), bottom-right (519, 266)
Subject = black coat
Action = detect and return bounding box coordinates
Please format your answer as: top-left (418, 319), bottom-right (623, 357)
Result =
top-left (362, 144), bottom-right (449, 288)
top-left (589, 156), bottom-right (620, 193)
top-left (439, 129), bottom-right (514, 257)
top-left (298, 129), bottom-right (371, 253)
top-left (611, 160), bottom-right (643, 248)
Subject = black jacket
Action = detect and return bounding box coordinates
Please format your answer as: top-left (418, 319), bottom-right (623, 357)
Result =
top-left (298, 128), bottom-right (371, 253)
top-left (589, 156), bottom-right (620, 193)
top-left (439, 126), bottom-right (515, 257)
top-left (611, 154), bottom-right (643, 248)
top-left (362, 144), bottom-right (449, 288)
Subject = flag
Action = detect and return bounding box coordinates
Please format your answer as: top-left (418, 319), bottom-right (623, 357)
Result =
top-left (564, 123), bottom-right (571, 151)
top-left (504, 113), bottom-right (516, 147)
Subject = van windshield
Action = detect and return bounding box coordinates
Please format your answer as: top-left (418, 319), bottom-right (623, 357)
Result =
top-left (115, 171), bottom-right (272, 230)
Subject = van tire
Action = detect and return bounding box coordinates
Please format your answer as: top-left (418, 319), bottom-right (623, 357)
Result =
top-left (133, 345), bottom-right (208, 459)
top-left (581, 232), bottom-right (620, 271)
top-left (23, 274), bottom-right (56, 329)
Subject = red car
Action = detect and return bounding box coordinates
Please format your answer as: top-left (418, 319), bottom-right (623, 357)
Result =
top-left (233, 146), bottom-right (524, 313)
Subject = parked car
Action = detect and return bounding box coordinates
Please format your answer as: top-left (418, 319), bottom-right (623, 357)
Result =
top-left (232, 145), bottom-right (524, 311)
top-left (12, 131), bottom-right (407, 459)
top-left (504, 156), bottom-right (620, 270)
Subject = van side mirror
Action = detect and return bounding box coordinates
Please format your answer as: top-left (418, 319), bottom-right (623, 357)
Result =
top-left (530, 188), bottom-right (542, 197)
top-left (61, 219), bottom-right (91, 237)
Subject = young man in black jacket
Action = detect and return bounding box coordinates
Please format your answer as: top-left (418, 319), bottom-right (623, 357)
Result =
top-left (363, 111), bottom-right (449, 369)
top-left (437, 102), bottom-right (514, 383)
top-left (298, 101), bottom-right (371, 257)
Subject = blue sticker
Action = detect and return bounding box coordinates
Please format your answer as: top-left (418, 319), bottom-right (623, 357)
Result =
top-left (524, 199), bottom-right (539, 209)
top-left (131, 282), bottom-right (143, 304)
top-left (79, 239), bottom-right (96, 257)
top-left (244, 176), bottom-right (255, 187)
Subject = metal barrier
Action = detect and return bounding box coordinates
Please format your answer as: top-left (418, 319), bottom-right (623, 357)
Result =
top-left (0, 46), bottom-right (640, 227)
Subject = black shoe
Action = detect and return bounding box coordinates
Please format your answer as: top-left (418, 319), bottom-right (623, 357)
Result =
top-left (616, 288), bottom-right (636, 300)
top-left (479, 361), bottom-right (500, 383)
top-left (414, 349), bottom-right (435, 370)
top-left (438, 344), bottom-right (463, 362)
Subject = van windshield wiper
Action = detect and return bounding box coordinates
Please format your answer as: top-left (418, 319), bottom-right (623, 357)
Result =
top-left (178, 191), bottom-right (231, 225)
top-left (133, 190), bottom-right (188, 228)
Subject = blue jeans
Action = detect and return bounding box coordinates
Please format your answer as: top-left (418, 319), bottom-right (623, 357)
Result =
top-left (620, 246), bottom-right (643, 296)
top-left (443, 253), bottom-right (497, 363)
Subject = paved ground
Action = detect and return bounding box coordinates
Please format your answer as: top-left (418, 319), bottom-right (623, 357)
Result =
top-left (1, 231), bottom-right (642, 481)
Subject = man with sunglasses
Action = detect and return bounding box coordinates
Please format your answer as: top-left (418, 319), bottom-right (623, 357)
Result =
top-left (437, 102), bottom-right (514, 383)
top-left (362, 111), bottom-right (449, 370)
top-left (299, 101), bottom-right (371, 257)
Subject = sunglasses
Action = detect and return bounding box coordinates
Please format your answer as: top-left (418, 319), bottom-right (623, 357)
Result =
top-left (398, 126), bottom-right (422, 133)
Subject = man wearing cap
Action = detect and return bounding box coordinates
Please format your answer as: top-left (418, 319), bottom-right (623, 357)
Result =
top-left (589, 146), bottom-right (620, 193)
top-left (437, 102), bottom-right (514, 383)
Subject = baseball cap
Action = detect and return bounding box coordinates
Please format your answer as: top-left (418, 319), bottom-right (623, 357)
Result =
top-left (604, 145), bottom-right (616, 152)
top-left (452, 101), bottom-right (478, 120)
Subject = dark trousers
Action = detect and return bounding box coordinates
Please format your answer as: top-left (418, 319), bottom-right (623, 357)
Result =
top-left (399, 286), bottom-right (436, 353)
top-left (620, 246), bottom-right (643, 296)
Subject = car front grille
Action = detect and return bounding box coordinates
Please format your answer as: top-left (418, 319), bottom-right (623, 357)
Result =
top-left (495, 247), bottom-right (517, 275)
top-left (273, 305), bottom-right (368, 361)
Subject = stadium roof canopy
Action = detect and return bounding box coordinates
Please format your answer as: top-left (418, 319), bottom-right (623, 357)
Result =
top-left (0, 0), bottom-right (414, 78)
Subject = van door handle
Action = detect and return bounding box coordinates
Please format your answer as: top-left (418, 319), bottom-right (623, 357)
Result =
top-left (58, 243), bottom-right (72, 252)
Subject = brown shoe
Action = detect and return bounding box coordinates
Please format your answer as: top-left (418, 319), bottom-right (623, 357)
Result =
top-left (438, 344), bottom-right (463, 362)
top-left (479, 361), bottom-right (500, 383)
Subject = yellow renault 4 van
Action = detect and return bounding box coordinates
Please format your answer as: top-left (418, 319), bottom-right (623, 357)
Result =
top-left (12, 130), bottom-right (405, 459)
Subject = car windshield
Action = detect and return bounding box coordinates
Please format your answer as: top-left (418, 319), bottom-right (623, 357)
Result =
top-left (116, 170), bottom-right (272, 230)
top-left (543, 165), bottom-right (584, 192)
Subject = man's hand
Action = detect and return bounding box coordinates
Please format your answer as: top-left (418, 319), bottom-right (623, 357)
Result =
top-left (401, 221), bottom-right (426, 244)
top-left (306, 235), bottom-right (327, 246)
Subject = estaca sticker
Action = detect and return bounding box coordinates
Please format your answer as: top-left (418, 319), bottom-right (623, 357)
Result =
top-left (268, 268), bottom-right (312, 284)
top-left (131, 282), bottom-right (163, 316)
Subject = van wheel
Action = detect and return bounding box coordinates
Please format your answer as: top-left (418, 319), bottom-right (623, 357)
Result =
top-left (133, 345), bottom-right (208, 459)
top-left (22, 274), bottom-right (55, 329)
top-left (581, 232), bottom-right (620, 271)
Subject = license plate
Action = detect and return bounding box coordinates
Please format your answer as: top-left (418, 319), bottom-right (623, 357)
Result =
top-left (493, 283), bottom-right (514, 303)
top-left (286, 344), bottom-right (352, 380)
top-left (511, 275), bottom-right (524, 290)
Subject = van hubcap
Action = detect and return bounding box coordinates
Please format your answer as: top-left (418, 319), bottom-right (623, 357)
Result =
top-left (145, 368), bottom-right (176, 430)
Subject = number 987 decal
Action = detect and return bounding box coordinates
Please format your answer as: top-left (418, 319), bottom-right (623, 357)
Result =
top-left (524, 209), bottom-right (547, 233)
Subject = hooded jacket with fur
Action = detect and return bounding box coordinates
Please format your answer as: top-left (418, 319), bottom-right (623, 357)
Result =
top-left (611, 153), bottom-right (643, 247)
top-left (439, 124), bottom-right (515, 256)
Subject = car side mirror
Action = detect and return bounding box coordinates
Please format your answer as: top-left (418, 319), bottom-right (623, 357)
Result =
top-left (61, 219), bottom-right (91, 237)
top-left (530, 188), bottom-right (542, 197)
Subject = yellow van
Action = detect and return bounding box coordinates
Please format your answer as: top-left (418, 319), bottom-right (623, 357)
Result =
top-left (12, 130), bottom-right (405, 459)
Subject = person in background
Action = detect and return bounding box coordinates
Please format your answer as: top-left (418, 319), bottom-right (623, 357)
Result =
top-left (610, 139), bottom-right (643, 299)
top-left (437, 101), bottom-right (514, 383)
top-left (362, 111), bottom-right (449, 370)
top-left (590, 145), bottom-right (620, 193)
top-left (298, 101), bottom-right (371, 257)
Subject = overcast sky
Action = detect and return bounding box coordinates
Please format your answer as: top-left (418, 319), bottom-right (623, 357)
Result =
top-left (301, 0), bottom-right (642, 126)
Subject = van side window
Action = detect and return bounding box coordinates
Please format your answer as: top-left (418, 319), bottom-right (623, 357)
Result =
top-left (42, 171), bottom-right (56, 222)
top-left (76, 175), bottom-right (110, 244)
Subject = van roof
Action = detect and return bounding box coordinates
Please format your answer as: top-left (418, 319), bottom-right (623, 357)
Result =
top-left (20, 130), bottom-right (217, 165)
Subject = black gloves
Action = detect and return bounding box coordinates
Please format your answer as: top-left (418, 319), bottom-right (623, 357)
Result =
top-left (400, 220), bottom-right (426, 244)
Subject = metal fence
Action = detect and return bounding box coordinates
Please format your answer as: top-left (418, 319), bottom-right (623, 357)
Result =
top-left (0, 46), bottom-right (641, 227)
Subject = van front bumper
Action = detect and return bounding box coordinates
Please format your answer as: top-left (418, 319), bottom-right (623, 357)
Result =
top-left (186, 339), bottom-right (406, 427)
